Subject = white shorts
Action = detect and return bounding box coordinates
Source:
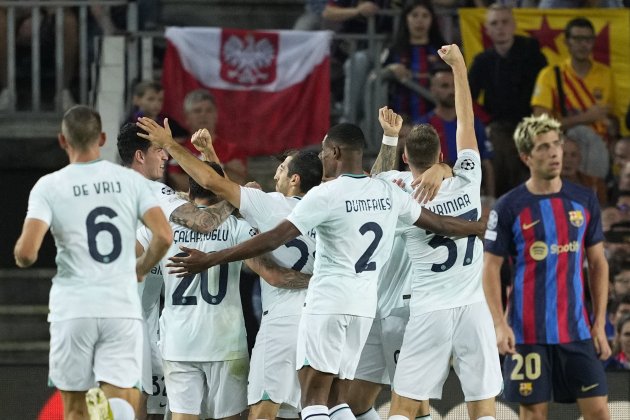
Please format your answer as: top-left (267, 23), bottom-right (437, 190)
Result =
top-left (49, 318), bottom-right (143, 391)
top-left (355, 306), bottom-right (409, 385)
top-left (296, 313), bottom-right (373, 380)
top-left (393, 301), bottom-right (503, 402)
top-left (163, 359), bottom-right (248, 418)
top-left (248, 315), bottom-right (301, 415)
top-left (141, 313), bottom-right (167, 414)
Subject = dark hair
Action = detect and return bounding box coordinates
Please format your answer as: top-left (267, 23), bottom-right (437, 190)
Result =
top-left (609, 293), bottom-right (630, 315)
top-left (287, 150), bottom-right (323, 193)
top-left (133, 80), bottom-right (162, 98)
top-left (404, 124), bottom-right (441, 169)
top-left (117, 122), bottom-right (150, 166)
top-left (325, 123), bottom-right (366, 151)
top-left (564, 17), bottom-right (595, 39)
top-left (62, 105), bottom-right (102, 150)
top-left (189, 161), bottom-right (225, 201)
top-left (392, 0), bottom-right (446, 53)
top-left (616, 312), bottom-right (630, 335)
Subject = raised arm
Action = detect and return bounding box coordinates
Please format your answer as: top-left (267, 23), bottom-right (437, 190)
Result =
top-left (438, 44), bottom-right (478, 153)
top-left (245, 254), bottom-right (311, 289)
top-left (167, 219), bottom-right (301, 277)
top-left (322, 2), bottom-right (379, 22)
top-left (371, 106), bottom-right (403, 175)
top-left (14, 219), bottom-right (49, 267)
top-left (585, 242), bottom-right (611, 360)
top-left (137, 118), bottom-right (241, 207)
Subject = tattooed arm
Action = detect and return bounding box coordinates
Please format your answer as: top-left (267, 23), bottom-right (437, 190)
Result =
top-left (170, 200), bottom-right (235, 234)
top-left (245, 253), bottom-right (311, 289)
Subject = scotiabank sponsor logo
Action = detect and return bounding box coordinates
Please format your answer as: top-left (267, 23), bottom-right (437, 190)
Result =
top-left (550, 240), bottom-right (579, 254)
top-left (529, 240), bottom-right (579, 261)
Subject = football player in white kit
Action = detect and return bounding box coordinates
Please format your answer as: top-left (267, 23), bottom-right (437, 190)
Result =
top-left (388, 45), bottom-right (502, 420)
top-left (138, 161), bottom-right (312, 419)
top-left (117, 123), bottom-right (236, 419)
top-left (134, 120), bottom-right (322, 420)
top-left (144, 123), bottom-right (486, 420)
top-left (14, 106), bottom-right (172, 420)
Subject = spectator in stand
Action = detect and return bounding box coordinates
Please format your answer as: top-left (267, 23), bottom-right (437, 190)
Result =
top-left (294, 0), bottom-right (328, 30)
top-left (539, 0), bottom-right (624, 8)
top-left (469, 4), bottom-right (547, 197)
top-left (419, 65), bottom-right (495, 197)
top-left (127, 81), bottom-right (187, 139)
top-left (608, 137), bottom-right (630, 204)
top-left (561, 136), bottom-right (607, 205)
top-left (612, 271), bottom-right (630, 301)
top-left (605, 312), bottom-right (630, 370)
top-left (0, 6), bottom-right (78, 110)
top-left (167, 89), bottom-right (247, 191)
top-left (381, 0), bottom-right (446, 124)
top-left (322, 0), bottom-right (401, 124)
top-left (531, 17), bottom-right (613, 180)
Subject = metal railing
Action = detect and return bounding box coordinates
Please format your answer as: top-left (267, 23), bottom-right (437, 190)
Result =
top-left (0, 0), bottom-right (135, 113)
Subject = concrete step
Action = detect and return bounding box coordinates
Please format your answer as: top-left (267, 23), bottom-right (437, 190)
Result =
top-left (0, 341), bottom-right (49, 365)
top-left (0, 309), bottom-right (49, 342)
top-left (0, 269), bottom-right (54, 305)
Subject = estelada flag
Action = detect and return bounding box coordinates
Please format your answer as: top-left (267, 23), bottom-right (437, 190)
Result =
top-left (162, 27), bottom-right (332, 157)
top-left (459, 8), bottom-right (630, 134)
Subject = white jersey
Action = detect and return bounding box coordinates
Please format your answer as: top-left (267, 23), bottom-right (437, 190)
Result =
top-left (25, 160), bottom-right (158, 322)
top-left (240, 188), bottom-right (316, 319)
top-left (139, 215), bottom-right (254, 362)
top-left (287, 175), bottom-right (422, 318)
top-left (149, 181), bottom-right (188, 220)
top-left (399, 149), bottom-right (485, 317)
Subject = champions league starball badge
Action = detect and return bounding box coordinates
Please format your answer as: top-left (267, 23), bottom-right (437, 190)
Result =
top-left (460, 158), bottom-right (475, 170)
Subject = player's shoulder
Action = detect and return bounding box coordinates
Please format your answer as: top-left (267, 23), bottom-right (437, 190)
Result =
top-left (493, 183), bottom-right (531, 216)
top-left (560, 180), bottom-right (599, 207)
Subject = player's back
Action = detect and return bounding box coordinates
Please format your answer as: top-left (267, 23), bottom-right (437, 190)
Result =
top-left (157, 215), bottom-right (253, 362)
top-left (400, 150), bottom-right (484, 316)
top-left (288, 175), bottom-right (421, 318)
top-left (29, 160), bottom-right (156, 322)
top-left (239, 189), bottom-right (316, 319)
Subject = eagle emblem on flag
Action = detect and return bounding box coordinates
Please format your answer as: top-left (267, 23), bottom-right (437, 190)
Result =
top-left (221, 30), bottom-right (278, 86)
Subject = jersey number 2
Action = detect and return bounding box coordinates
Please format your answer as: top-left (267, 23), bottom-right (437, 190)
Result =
top-left (355, 222), bottom-right (383, 273)
top-left (172, 252), bottom-right (229, 305)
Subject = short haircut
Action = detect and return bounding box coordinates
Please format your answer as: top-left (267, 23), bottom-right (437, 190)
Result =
top-left (133, 80), bottom-right (162, 97)
top-left (608, 293), bottom-right (630, 315)
top-left (616, 312), bottom-right (630, 335)
top-left (564, 17), bottom-right (595, 38)
top-left (61, 105), bottom-right (102, 151)
top-left (487, 2), bottom-right (512, 13)
top-left (184, 89), bottom-right (216, 112)
top-left (404, 124), bottom-right (441, 169)
top-left (325, 123), bottom-right (366, 151)
top-left (117, 122), bottom-right (151, 166)
top-left (513, 114), bottom-right (562, 155)
top-left (286, 150), bottom-right (323, 193)
top-left (189, 161), bottom-right (224, 201)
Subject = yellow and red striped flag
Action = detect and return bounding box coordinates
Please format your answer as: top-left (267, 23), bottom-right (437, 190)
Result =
top-left (460, 8), bottom-right (630, 134)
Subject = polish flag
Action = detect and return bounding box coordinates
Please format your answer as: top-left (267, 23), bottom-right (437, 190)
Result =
top-left (162, 27), bottom-right (332, 158)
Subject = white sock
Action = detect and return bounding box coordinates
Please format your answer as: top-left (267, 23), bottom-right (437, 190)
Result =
top-left (108, 398), bottom-right (135, 420)
top-left (416, 416), bottom-right (433, 420)
top-left (356, 408), bottom-right (380, 420)
top-left (329, 404), bottom-right (355, 420)
top-left (389, 415), bottom-right (410, 420)
top-left (476, 417), bottom-right (496, 420)
top-left (302, 405), bottom-right (330, 420)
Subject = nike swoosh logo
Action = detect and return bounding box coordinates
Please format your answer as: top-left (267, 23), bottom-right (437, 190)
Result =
top-left (581, 383), bottom-right (599, 392)
top-left (523, 220), bottom-right (540, 230)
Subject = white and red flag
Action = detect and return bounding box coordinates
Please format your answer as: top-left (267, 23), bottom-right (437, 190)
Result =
top-left (162, 27), bottom-right (332, 157)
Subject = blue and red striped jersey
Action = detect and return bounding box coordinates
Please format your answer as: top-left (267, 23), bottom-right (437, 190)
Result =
top-left (484, 181), bottom-right (604, 345)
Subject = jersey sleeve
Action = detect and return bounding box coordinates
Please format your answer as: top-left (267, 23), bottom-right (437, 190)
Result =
top-left (483, 198), bottom-right (513, 257)
top-left (453, 149), bottom-right (482, 186)
top-left (25, 176), bottom-right (53, 225)
top-left (153, 182), bottom-right (189, 219)
top-left (584, 192), bottom-right (605, 247)
top-left (286, 184), bottom-right (330, 235)
top-left (530, 65), bottom-right (555, 110)
top-left (136, 225), bottom-right (152, 251)
top-left (390, 183), bottom-right (422, 226)
top-left (234, 218), bottom-right (257, 244)
top-left (133, 174), bottom-right (161, 218)
top-left (239, 187), bottom-right (276, 229)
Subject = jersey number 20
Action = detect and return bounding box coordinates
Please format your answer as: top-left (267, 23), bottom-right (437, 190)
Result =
top-left (172, 252), bottom-right (229, 305)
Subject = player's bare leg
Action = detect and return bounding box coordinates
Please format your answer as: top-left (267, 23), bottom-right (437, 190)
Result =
top-left (389, 391), bottom-right (431, 420)
top-left (466, 398), bottom-right (496, 419)
top-left (101, 382), bottom-right (141, 417)
top-left (298, 366), bottom-right (335, 407)
top-left (60, 390), bottom-right (88, 420)
top-left (347, 379), bottom-right (382, 417)
top-left (576, 396), bottom-right (610, 420)
top-left (519, 402), bottom-right (548, 420)
top-left (172, 413), bottom-right (198, 420)
top-left (248, 400), bottom-right (280, 420)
